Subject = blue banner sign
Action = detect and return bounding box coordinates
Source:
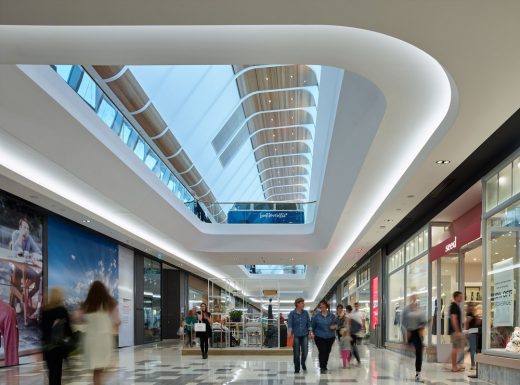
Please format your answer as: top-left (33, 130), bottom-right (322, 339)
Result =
top-left (228, 210), bottom-right (304, 224)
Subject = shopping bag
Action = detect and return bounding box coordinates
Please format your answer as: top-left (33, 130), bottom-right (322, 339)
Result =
top-left (194, 322), bottom-right (206, 332)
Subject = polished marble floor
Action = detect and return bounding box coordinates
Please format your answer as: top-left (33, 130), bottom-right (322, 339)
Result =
top-left (0, 340), bottom-right (493, 385)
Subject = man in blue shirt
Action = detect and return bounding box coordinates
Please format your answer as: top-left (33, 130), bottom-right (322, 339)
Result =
top-left (288, 297), bottom-right (312, 374)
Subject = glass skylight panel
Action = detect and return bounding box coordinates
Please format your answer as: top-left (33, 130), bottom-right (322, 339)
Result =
top-left (51, 65), bottom-right (198, 216)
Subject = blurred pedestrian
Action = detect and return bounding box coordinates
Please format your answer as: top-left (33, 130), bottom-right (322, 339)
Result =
top-left (40, 288), bottom-right (74, 385)
top-left (346, 305), bottom-right (362, 365)
top-left (402, 294), bottom-right (427, 383)
top-left (81, 281), bottom-right (121, 385)
top-left (465, 302), bottom-right (482, 370)
top-left (335, 304), bottom-right (347, 340)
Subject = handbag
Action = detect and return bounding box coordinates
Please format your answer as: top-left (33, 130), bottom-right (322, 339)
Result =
top-left (194, 321), bottom-right (206, 332)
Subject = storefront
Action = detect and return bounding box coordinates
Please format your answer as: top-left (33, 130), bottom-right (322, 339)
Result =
top-left (429, 204), bottom-right (482, 362)
top-left (478, 152), bottom-right (520, 382)
top-left (387, 227), bottom-right (429, 345)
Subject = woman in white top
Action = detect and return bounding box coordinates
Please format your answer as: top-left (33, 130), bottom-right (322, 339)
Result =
top-left (81, 281), bottom-right (120, 385)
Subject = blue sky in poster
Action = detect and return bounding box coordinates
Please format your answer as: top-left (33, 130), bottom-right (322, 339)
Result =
top-left (48, 216), bottom-right (118, 311)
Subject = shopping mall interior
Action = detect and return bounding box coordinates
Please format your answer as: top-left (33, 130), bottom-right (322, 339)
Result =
top-left (0, 1), bottom-right (520, 384)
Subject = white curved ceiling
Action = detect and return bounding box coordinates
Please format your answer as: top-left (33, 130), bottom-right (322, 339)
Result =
top-left (1, 0), bottom-right (520, 304)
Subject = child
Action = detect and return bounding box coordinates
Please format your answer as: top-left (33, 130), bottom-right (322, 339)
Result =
top-left (339, 328), bottom-right (352, 368)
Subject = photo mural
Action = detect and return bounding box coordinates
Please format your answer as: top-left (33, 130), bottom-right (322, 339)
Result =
top-left (0, 191), bottom-right (44, 366)
top-left (47, 216), bottom-right (118, 313)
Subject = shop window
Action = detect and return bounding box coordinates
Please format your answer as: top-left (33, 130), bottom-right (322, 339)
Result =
top-left (498, 164), bottom-right (513, 205)
top-left (389, 248), bottom-right (404, 272)
top-left (143, 257), bottom-right (161, 343)
top-left (388, 268), bottom-right (405, 342)
top-left (486, 174), bottom-right (499, 212)
top-left (486, 204), bottom-right (519, 356)
top-left (406, 256), bottom-right (429, 341)
top-left (513, 156), bottom-right (520, 196)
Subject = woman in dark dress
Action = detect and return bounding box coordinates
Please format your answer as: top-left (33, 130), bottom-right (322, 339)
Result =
top-left (196, 303), bottom-right (212, 359)
top-left (40, 288), bottom-right (74, 385)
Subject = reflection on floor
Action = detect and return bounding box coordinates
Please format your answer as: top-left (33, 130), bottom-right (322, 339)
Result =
top-left (0, 340), bottom-right (492, 385)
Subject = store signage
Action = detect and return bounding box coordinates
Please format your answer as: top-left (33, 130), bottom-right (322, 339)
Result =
top-left (371, 277), bottom-right (379, 330)
top-left (444, 236), bottom-right (457, 253)
top-left (492, 258), bottom-right (514, 327)
top-left (430, 220), bottom-right (481, 262)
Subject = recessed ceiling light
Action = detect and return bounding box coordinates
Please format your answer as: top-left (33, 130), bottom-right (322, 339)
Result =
top-left (435, 160), bottom-right (450, 164)
top-left (268, 100), bottom-right (272, 103)
top-left (82, 219), bottom-right (91, 223)
top-left (290, 75), bottom-right (294, 79)
top-left (379, 225), bottom-right (386, 229)
top-left (473, 258), bottom-right (477, 261)
top-left (384, 219), bottom-right (393, 222)
top-left (407, 194), bottom-right (415, 198)
top-left (265, 77), bottom-right (269, 81)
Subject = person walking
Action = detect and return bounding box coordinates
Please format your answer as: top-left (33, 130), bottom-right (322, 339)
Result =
top-left (449, 291), bottom-right (465, 372)
top-left (402, 294), bottom-right (427, 383)
top-left (465, 302), bottom-right (481, 370)
top-left (40, 288), bottom-right (74, 385)
top-left (82, 281), bottom-right (121, 385)
top-left (287, 297), bottom-right (312, 373)
top-left (311, 300), bottom-right (337, 374)
top-left (345, 305), bottom-right (362, 365)
top-left (196, 303), bottom-right (212, 359)
top-left (339, 328), bottom-right (352, 369)
top-left (335, 304), bottom-right (347, 340)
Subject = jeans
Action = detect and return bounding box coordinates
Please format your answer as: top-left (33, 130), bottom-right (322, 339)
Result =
top-left (351, 335), bottom-right (361, 363)
top-left (292, 335), bottom-right (308, 371)
top-left (314, 336), bottom-right (335, 370)
top-left (468, 333), bottom-right (477, 367)
top-left (409, 329), bottom-right (423, 373)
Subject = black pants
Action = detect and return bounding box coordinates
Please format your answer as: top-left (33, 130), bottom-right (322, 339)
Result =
top-left (314, 336), bottom-right (335, 370)
top-left (199, 334), bottom-right (209, 356)
top-left (351, 335), bottom-right (361, 363)
top-left (409, 329), bottom-right (423, 373)
top-left (44, 349), bottom-right (65, 385)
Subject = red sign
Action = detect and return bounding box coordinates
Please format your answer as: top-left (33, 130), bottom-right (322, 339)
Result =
top-left (371, 276), bottom-right (378, 330)
top-left (429, 203), bottom-right (482, 262)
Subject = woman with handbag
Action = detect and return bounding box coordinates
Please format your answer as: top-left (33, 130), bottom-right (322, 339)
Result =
top-left (196, 304), bottom-right (211, 359)
top-left (402, 295), bottom-right (427, 383)
top-left (40, 288), bottom-right (74, 385)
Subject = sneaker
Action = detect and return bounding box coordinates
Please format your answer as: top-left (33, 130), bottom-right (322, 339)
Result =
top-left (302, 364), bottom-right (307, 371)
top-left (320, 368), bottom-right (327, 374)
top-left (415, 373), bottom-right (423, 383)
top-left (294, 369), bottom-right (300, 374)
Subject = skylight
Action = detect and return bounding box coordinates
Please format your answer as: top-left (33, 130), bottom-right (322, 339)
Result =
top-left (51, 64), bottom-right (328, 224)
